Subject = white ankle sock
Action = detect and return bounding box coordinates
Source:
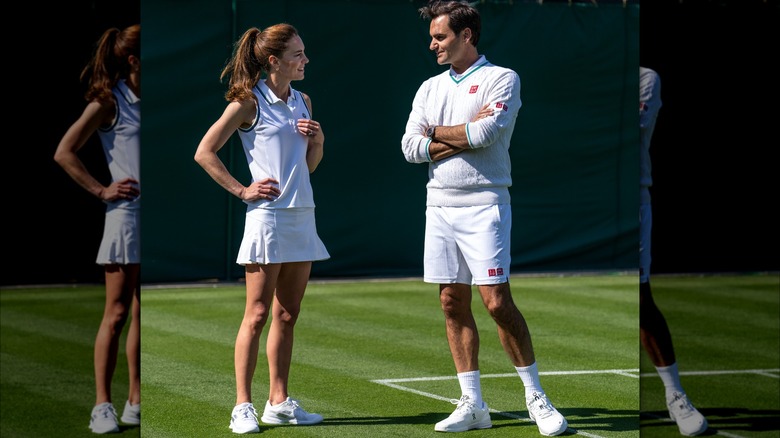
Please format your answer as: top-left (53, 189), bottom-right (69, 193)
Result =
top-left (457, 370), bottom-right (483, 406)
top-left (656, 362), bottom-right (685, 397)
top-left (516, 362), bottom-right (543, 399)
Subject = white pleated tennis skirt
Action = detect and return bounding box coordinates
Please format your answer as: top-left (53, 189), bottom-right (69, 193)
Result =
top-left (237, 208), bottom-right (330, 265)
top-left (96, 207), bottom-right (140, 265)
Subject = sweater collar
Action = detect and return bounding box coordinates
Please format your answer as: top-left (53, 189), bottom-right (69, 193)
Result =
top-left (450, 55), bottom-right (489, 83)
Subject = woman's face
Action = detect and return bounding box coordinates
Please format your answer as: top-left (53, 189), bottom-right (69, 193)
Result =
top-left (276, 35), bottom-right (308, 81)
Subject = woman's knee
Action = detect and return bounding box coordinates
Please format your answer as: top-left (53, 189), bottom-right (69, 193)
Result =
top-left (272, 304), bottom-right (300, 325)
top-left (244, 304), bottom-right (270, 329)
top-left (104, 303), bottom-right (130, 330)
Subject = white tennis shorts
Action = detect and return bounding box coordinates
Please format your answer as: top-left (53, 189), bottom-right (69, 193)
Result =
top-left (96, 206), bottom-right (140, 265)
top-left (423, 204), bottom-right (511, 285)
top-left (640, 187), bottom-right (652, 283)
top-left (237, 207), bottom-right (330, 265)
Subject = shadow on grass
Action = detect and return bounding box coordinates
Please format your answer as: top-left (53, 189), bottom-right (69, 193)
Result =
top-left (530, 407), bottom-right (639, 433)
top-left (118, 424), bottom-right (140, 434)
top-left (641, 408), bottom-right (780, 434)
top-left (283, 414), bottom-right (559, 434)
top-left (300, 413), bottom-right (449, 426)
top-left (316, 406), bottom-right (639, 435)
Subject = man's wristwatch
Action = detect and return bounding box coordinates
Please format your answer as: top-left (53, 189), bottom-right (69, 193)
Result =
top-left (425, 125), bottom-right (437, 139)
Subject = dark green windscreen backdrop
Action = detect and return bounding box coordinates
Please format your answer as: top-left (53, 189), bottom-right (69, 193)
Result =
top-left (141, 0), bottom-right (639, 283)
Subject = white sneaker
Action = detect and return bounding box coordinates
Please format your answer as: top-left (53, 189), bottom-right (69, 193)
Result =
top-left (120, 400), bottom-right (140, 425)
top-left (89, 402), bottom-right (119, 434)
top-left (667, 392), bottom-right (708, 436)
top-left (526, 392), bottom-right (568, 436)
top-left (434, 395), bottom-right (492, 432)
top-left (260, 397), bottom-right (323, 425)
top-left (229, 402), bottom-right (260, 434)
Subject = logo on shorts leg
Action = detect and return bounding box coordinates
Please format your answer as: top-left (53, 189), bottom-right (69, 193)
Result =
top-left (488, 268), bottom-right (504, 277)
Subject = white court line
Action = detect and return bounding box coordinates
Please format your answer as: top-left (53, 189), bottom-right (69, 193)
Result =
top-left (639, 368), bottom-right (780, 438)
top-left (373, 381), bottom-right (607, 438)
top-left (375, 369), bottom-right (641, 384)
top-left (372, 368), bottom-right (780, 438)
top-left (372, 369), bottom-right (639, 438)
top-left (639, 368), bottom-right (780, 378)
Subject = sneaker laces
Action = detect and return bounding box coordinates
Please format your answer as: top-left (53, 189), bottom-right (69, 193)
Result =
top-left (274, 398), bottom-right (302, 414)
top-left (527, 392), bottom-right (556, 419)
top-left (668, 392), bottom-right (697, 419)
top-left (235, 404), bottom-right (258, 421)
top-left (271, 397), bottom-right (310, 418)
top-left (95, 404), bottom-right (118, 420)
top-left (449, 395), bottom-right (476, 414)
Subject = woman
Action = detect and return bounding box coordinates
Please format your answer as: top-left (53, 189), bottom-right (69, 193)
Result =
top-left (194, 23), bottom-right (329, 434)
top-left (53, 24), bottom-right (141, 434)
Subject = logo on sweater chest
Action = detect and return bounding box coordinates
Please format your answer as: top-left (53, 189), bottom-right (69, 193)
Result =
top-left (469, 85), bottom-right (479, 94)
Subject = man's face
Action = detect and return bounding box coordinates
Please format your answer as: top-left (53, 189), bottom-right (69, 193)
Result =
top-left (428, 15), bottom-right (467, 66)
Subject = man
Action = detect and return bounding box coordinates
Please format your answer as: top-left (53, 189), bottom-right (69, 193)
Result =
top-left (640, 66), bottom-right (708, 437)
top-left (400, 1), bottom-right (567, 435)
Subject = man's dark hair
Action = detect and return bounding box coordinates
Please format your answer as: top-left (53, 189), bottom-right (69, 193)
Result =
top-left (419, 0), bottom-right (481, 46)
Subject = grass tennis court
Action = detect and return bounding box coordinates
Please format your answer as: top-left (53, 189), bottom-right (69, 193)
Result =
top-left (1, 273), bottom-right (777, 437)
top-left (140, 274), bottom-right (639, 438)
top-left (638, 274), bottom-right (779, 438)
top-left (0, 285), bottom-right (137, 437)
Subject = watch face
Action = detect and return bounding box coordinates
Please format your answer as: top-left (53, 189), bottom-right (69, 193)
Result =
top-left (427, 126), bottom-right (435, 137)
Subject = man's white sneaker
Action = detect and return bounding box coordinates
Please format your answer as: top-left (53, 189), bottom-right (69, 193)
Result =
top-left (434, 395), bottom-right (492, 432)
top-left (120, 400), bottom-right (140, 425)
top-left (89, 402), bottom-right (119, 434)
top-left (526, 392), bottom-right (568, 436)
top-left (260, 397), bottom-right (323, 425)
top-left (229, 402), bottom-right (260, 434)
top-left (667, 392), bottom-right (708, 436)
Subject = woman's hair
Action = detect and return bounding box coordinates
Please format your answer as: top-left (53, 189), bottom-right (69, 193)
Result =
top-left (418, 0), bottom-right (481, 46)
top-left (221, 23), bottom-right (299, 102)
top-left (81, 24), bottom-right (140, 103)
